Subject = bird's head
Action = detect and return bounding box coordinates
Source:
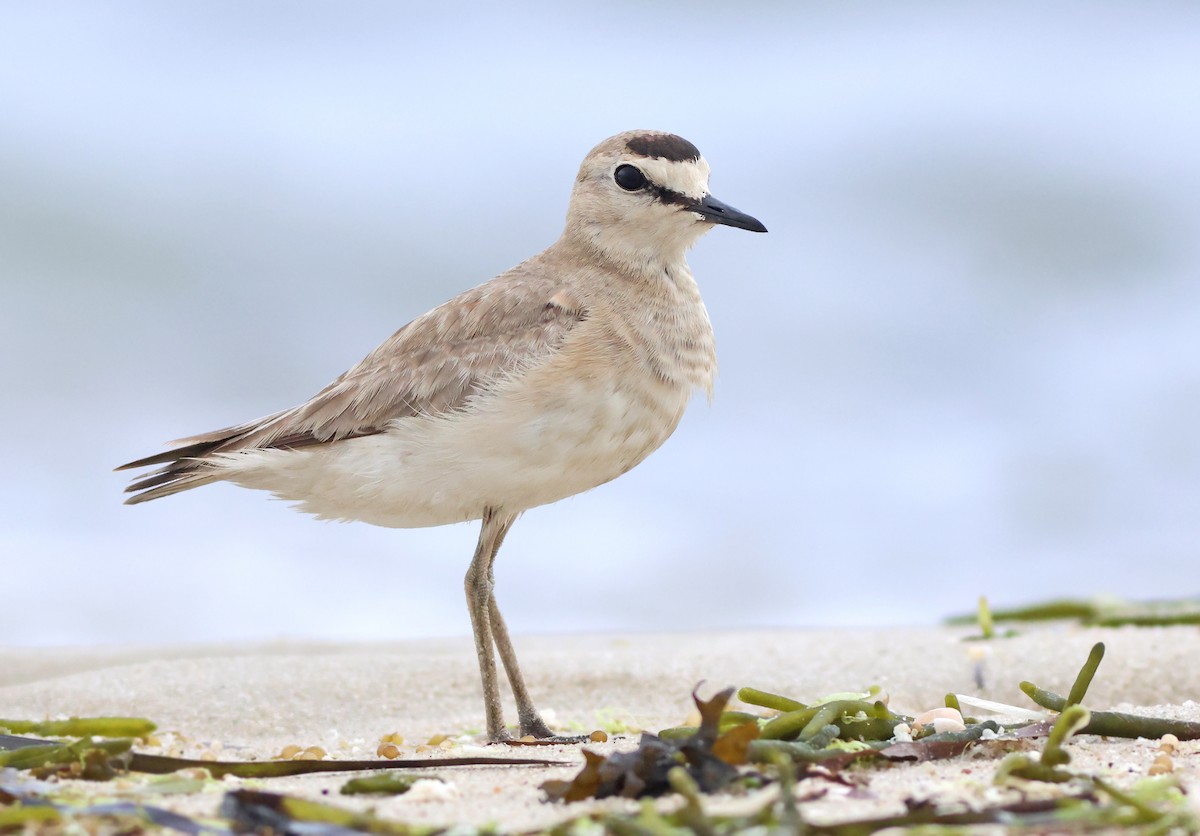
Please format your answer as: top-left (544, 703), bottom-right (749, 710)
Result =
top-left (564, 130), bottom-right (766, 274)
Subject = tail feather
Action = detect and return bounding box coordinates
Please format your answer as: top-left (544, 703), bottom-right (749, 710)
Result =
top-left (115, 440), bottom-right (226, 472)
top-left (122, 466), bottom-right (225, 504)
top-left (117, 419), bottom-right (274, 504)
top-left (118, 405), bottom-right (324, 504)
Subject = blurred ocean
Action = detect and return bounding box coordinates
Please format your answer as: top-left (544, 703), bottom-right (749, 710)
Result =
top-left (2, 2), bottom-right (1197, 645)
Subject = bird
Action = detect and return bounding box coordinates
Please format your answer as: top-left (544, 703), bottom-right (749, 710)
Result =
top-left (117, 130), bottom-right (767, 742)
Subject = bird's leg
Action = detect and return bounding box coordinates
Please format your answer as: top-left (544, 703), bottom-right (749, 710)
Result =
top-left (464, 508), bottom-right (517, 742)
top-left (487, 593), bottom-right (554, 739)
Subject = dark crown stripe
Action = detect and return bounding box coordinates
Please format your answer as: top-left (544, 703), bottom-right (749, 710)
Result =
top-left (626, 134), bottom-right (701, 163)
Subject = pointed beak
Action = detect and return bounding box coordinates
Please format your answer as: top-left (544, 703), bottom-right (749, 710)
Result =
top-left (690, 193), bottom-right (767, 233)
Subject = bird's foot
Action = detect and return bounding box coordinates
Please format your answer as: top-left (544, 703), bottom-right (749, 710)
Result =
top-left (519, 715), bottom-right (556, 739)
top-left (485, 716), bottom-right (589, 745)
top-left (493, 733), bottom-right (592, 745)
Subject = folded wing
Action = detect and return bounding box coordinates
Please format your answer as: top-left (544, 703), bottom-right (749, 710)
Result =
top-left (117, 271), bottom-right (588, 503)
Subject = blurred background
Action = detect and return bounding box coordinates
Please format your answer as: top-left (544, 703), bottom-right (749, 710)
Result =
top-left (2, 2), bottom-right (1197, 646)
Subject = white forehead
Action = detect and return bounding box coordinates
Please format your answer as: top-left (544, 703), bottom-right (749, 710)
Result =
top-left (632, 155), bottom-right (712, 200)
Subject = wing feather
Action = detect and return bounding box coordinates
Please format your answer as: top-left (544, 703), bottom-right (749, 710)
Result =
top-left (118, 268), bottom-right (588, 503)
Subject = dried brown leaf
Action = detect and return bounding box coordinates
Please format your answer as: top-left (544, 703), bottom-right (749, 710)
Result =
top-left (712, 722), bottom-right (760, 766)
top-left (541, 687), bottom-right (753, 803)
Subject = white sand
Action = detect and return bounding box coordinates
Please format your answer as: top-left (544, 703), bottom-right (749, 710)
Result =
top-left (2, 626), bottom-right (1198, 830)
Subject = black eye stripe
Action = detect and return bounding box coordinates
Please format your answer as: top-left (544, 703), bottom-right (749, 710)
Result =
top-left (648, 183), bottom-right (692, 208)
top-left (612, 164), bottom-right (696, 210)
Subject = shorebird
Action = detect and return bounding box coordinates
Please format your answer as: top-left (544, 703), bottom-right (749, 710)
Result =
top-left (118, 130), bottom-right (766, 742)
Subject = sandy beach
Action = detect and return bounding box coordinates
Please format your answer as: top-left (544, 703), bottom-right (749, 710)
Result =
top-left (2, 625), bottom-right (1198, 830)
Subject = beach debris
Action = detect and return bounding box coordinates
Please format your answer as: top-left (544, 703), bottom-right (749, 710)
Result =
top-left (600, 654), bottom-right (1200, 833)
top-left (1021, 686), bottom-right (1200, 739)
top-left (947, 595), bottom-right (1200, 627)
top-left (961, 595), bottom-right (1018, 640)
top-left (1, 773), bottom-right (226, 834)
top-left (0, 804), bottom-right (62, 829)
top-left (951, 692), bottom-right (1047, 724)
top-left (1021, 642), bottom-right (1200, 740)
top-left (909, 706), bottom-right (966, 735)
top-left (0, 716), bottom-right (156, 738)
top-left (735, 686), bottom-right (804, 713)
top-left (540, 687), bottom-right (759, 802)
top-left (0, 736), bottom-right (135, 780)
top-left (340, 772), bottom-right (442, 796)
top-left (4, 639), bottom-right (1199, 834)
top-left (1149, 750), bottom-right (1175, 776)
top-left (877, 720), bottom-right (1007, 763)
top-left (552, 744), bottom-right (1195, 834)
top-left (221, 788), bottom-right (414, 834)
top-left (736, 684), bottom-right (908, 750)
top-left (996, 703), bottom-right (1091, 784)
top-left (0, 721), bottom-right (567, 781)
top-left (276, 743), bottom-right (329, 760)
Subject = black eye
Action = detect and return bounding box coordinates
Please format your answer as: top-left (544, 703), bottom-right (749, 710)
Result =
top-left (614, 164), bottom-right (647, 191)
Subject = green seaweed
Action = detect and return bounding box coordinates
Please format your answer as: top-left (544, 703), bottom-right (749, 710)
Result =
top-left (221, 788), bottom-right (433, 835)
top-left (0, 716), bottom-right (156, 737)
top-left (0, 736), bottom-right (133, 773)
top-left (1064, 642), bottom-right (1105, 708)
top-left (0, 804), bottom-right (62, 827)
top-left (947, 595), bottom-right (1200, 627)
top-left (1021, 683), bottom-right (1200, 740)
top-left (735, 686), bottom-right (805, 713)
top-left (759, 698), bottom-right (903, 742)
top-left (1017, 641), bottom-right (1200, 740)
top-left (341, 772), bottom-right (440, 796)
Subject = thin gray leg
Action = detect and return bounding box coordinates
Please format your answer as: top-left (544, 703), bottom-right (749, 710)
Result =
top-left (488, 593), bottom-right (554, 738)
top-left (464, 508), bottom-right (518, 742)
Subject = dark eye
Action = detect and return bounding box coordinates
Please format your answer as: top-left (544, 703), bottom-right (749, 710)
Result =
top-left (614, 164), bottom-right (647, 191)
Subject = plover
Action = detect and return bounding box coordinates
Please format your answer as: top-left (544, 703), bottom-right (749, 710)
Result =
top-left (118, 130), bottom-right (766, 742)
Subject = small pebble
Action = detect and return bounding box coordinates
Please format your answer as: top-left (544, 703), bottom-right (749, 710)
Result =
top-left (405, 778), bottom-right (456, 801)
top-left (589, 730), bottom-right (608, 743)
top-left (912, 707), bottom-right (965, 734)
top-left (931, 717), bottom-right (967, 734)
top-left (277, 745), bottom-right (302, 759)
top-left (427, 733), bottom-right (449, 746)
top-left (377, 742), bottom-right (401, 759)
top-left (1149, 752), bottom-right (1174, 776)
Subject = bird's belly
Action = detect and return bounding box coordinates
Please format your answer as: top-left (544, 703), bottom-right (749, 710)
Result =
top-left (225, 375), bottom-right (693, 528)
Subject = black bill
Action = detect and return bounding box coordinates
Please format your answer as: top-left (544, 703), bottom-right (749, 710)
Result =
top-left (689, 193), bottom-right (767, 233)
